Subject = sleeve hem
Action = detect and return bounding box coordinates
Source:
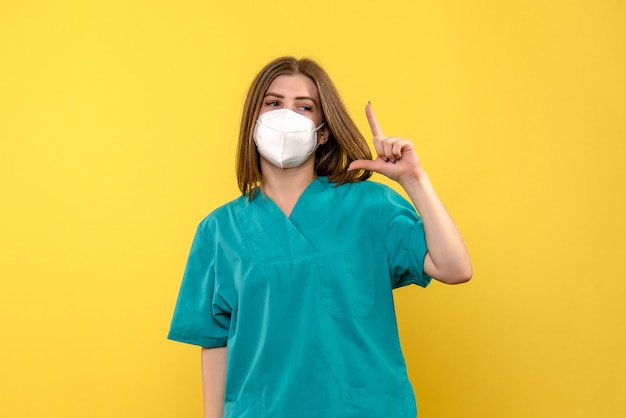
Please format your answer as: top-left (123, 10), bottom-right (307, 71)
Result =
top-left (393, 274), bottom-right (432, 289)
top-left (167, 332), bottom-right (227, 348)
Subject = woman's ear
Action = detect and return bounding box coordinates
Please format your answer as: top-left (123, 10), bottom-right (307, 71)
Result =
top-left (319, 126), bottom-right (330, 145)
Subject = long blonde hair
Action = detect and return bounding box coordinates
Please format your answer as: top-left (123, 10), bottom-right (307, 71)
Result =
top-left (236, 56), bottom-right (372, 197)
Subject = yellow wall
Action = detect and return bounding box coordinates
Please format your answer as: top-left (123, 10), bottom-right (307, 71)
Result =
top-left (1, 1), bottom-right (624, 417)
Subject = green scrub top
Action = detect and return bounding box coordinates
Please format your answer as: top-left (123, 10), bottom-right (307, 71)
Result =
top-left (168, 177), bottom-right (431, 418)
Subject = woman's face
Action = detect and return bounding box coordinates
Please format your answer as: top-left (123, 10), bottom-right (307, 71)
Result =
top-left (259, 74), bottom-right (324, 127)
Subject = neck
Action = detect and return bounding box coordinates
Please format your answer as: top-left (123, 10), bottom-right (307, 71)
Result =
top-left (259, 158), bottom-right (316, 216)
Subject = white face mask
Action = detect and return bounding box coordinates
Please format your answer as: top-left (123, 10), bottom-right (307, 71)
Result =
top-left (253, 109), bottom-right (325, 169)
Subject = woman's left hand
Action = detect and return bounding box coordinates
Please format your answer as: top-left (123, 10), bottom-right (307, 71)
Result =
top-left (348, 103), bottom-right (424, 185)
top-left (349, 103), bottom-right (472, 284)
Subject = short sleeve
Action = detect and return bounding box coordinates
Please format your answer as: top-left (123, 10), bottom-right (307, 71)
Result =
top-left (167, 222), bottom-right (230, 347)
top-left (383, 187), bottom-right (432, 288)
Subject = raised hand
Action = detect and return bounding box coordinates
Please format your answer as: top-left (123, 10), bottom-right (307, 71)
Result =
top-left (348, 102), bottom-right (424, 184)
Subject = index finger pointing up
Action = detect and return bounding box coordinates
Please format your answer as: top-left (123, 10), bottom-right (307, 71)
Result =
top-left (366, 102), bottom-right (384, 137)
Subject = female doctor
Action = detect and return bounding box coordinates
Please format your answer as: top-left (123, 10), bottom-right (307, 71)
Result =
top-left (168, 56), bottom-right (472, 418)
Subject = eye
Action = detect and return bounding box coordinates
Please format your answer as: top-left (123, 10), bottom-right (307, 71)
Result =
top-left (265, 100), bottom-right (280, 107)
top-left (295, 101), bottom-right (314, 112)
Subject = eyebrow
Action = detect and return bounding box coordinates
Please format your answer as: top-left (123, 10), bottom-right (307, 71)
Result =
top-left (264, 92), bottom-right (317, 102)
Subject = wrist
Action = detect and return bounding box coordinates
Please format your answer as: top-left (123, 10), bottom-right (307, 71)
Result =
top-left (398, 167), bottom-right (429, 189)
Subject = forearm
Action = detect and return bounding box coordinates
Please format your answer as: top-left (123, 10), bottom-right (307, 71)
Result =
top-left (400, 170), bottom-right (472, 283)
top-left (201, 346), bottom-right (227, 418)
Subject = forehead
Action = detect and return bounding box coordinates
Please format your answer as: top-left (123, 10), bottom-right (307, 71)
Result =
top-left (265, 74), bottom-right (319, 100)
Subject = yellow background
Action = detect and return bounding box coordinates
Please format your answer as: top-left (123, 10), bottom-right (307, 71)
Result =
top-left (1, 0), bottom-right (625, 417)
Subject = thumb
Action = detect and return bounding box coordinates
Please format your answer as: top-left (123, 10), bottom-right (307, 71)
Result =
top-left (348, 159), bottom-right (380, 172)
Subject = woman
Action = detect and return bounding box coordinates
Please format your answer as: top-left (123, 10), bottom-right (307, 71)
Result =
top-left (168, 56), bottom-right (472, 418)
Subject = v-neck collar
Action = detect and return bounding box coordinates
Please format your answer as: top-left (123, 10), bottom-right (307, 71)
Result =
top-left (239, 177), bottom-right (333, 256)
top-left (257, 176), bottom-right (328, 221)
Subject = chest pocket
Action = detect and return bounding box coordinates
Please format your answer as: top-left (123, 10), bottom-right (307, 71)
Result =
top-left (319, 253), bottom-right (375, 319)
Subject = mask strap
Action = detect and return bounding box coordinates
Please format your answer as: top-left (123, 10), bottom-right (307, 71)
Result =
top-left (315, 122), bottom-right (326, 146)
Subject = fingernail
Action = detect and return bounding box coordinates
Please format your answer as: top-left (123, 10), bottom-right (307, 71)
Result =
top-left (368, 100), bottom-right (371, 106)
